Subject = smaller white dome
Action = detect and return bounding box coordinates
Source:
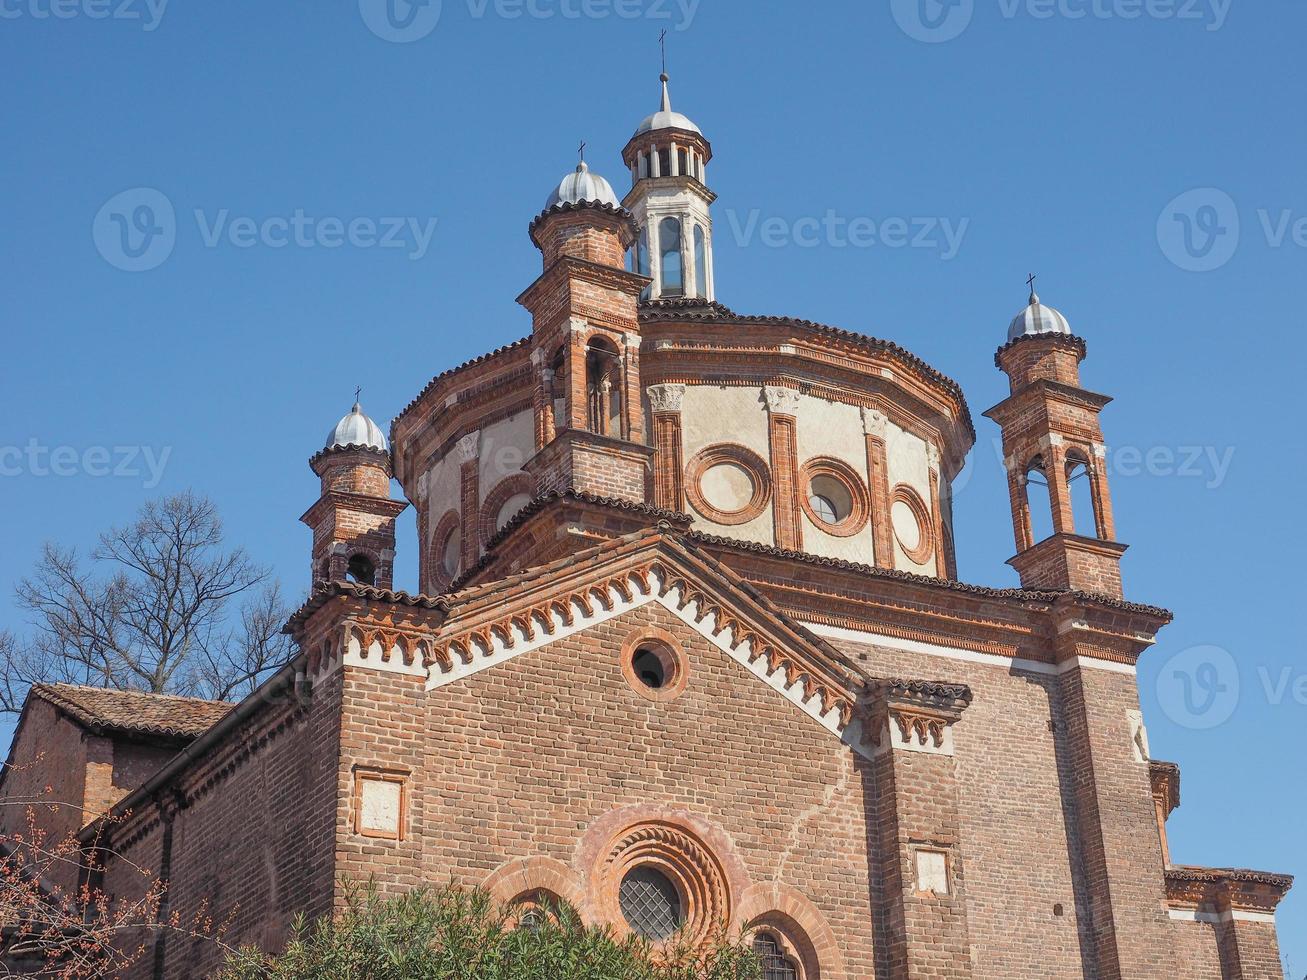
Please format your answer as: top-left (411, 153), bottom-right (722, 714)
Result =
top-left (325, 402), bottom-right (388, 452)
top-left (545, 160), bottom-right (620, 210)
top-left (634, 75), bottom-right (702, 137)
top-left (1007, 291), bottom-right (1073, 343)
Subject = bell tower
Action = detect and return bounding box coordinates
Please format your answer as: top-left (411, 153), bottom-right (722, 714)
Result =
top-left (518, 154), bottom-right (653, 504)
top-left (984, 282), bottom-right (1127, 597)
top-left (620, 69), bottom-right (715, 302)
top-left (301, 400), bottom-right (407, 590)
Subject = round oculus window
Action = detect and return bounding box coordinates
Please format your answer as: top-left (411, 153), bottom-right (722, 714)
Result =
top-left (632, 648), bottom-right (667, 690)
top-left (619, 866), bottom-right (683, 941)
top-left (441, 527), bottom-right (461, 578)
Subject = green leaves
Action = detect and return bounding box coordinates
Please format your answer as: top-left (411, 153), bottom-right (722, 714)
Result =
top-left (215, 881), bottom-right (761, 980)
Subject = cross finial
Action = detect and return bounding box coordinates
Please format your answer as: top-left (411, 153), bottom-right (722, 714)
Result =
top-left (1027, 273), bottom-right (1039, 303)
top-left (354, 385), bottom-right (363, 406)
top-left (578, 140), bottom-right (586, 164)
top-left (659, 29), bottom-right (667, 77)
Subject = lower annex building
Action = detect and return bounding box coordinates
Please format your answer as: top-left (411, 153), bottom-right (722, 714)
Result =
top-left (1, 71), bottom-right (1293, 979)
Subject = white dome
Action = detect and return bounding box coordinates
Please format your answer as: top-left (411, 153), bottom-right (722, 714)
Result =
top-left (1007, 291), bottom-right (1073, 343)
top-left (325, 402), bottom-right (388, 452)
top-left (545, 161), bottom-right (620, 210)
top-left (634, 75), bottom-right (702, 137)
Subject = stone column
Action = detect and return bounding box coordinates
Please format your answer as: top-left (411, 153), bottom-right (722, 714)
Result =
top-left (865, 681), bottom-right (974, 980)
top-left (647, 384), bottom-right (686, 512)
top-left (765, 386), bottom-right (803, 551)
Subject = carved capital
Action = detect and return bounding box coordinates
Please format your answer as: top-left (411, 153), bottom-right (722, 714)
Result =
top-left (863, 679), bottom-right (972, 757)
top-left (455, 430), bottom-right (481, 464)
top-left (647, 383), bottom-right (687, 414)
top-left (763, 385), bottom-right (801, 416)
top-left (861, 407), bottom-right (888, 437)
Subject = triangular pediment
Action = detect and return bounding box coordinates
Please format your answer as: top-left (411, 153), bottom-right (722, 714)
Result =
top-left (423, 531), bottom-right (868, 750)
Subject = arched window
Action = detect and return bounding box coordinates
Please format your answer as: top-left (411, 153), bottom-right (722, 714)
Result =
top-left (753, 933), bottom-right (799, 980)
top-left (677, 147), bottom-right (689, 176)
top-left (659, 217), bottom-right (683, 296)
top-left (637, 227), bottom-right (651, 301)
top-left (1024, 456), bottom-right (1054, 544)
top-left (346, 553), bottom-right (375, 586)
top-left (658, 147), bottom-right (671, 178)
top-left (1065, 452), bottom-right (1099, 538)
top-left (639, 153), bottom-right (650, 179)
top-left (585, 337), bottom-right (622, 436)
top-left (693, 224), bottom-right (707, 298)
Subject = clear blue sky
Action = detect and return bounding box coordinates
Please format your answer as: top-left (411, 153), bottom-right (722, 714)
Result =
top-left (2, 0), bottom-right (1302, 970)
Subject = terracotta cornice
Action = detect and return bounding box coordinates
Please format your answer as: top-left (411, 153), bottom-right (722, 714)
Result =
top-left (1150, 760), bottom-right (1181, 817)
top-left (984, 377), bottom-right (1114, 423)
top-left (516, 255), bottom-right (651, 311)
top-left (994, 331), bottom-right (1088, 368)
top-left (298, 490), bottom-right (409, 529)
top-left (1165, 866), bottom-right (1294, 915)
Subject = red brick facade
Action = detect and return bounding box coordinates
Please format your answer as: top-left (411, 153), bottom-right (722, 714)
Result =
top-left (4, 92), bottom-right (1292, 980)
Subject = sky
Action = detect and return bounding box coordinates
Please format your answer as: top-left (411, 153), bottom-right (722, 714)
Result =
top-left (2, 0), bottom-right (1303, 971)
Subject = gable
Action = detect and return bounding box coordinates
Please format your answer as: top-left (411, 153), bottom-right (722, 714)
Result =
top-left (410, 547), bottom-right (869, 756)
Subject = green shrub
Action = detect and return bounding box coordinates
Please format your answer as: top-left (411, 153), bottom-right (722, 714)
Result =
top-left (215, 882), bottom-right (761, 980)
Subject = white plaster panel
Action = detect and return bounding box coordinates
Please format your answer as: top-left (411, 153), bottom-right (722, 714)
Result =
top-left (678, 386), bottom-right (773, 542)
top-left (423, 454), bottom-right (463, 549)
top-left (478, 410), bottom-right (533, 501)
top-left (359, 778), bottom-right (402, 836)
top-left (885, 420), bottom-right (936, 574)
top-left (793, 393), bottom-right (875, 564)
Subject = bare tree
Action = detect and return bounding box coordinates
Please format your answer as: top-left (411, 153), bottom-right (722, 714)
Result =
top-left (2, 492), bottom-right (292, 714)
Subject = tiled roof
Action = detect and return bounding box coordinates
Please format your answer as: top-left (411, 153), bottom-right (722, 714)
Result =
top-left (30, 684), bottom-right (233, 740)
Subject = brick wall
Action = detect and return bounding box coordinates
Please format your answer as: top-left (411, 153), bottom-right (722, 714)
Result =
top-left (102, 674), bottom-right (342, 979)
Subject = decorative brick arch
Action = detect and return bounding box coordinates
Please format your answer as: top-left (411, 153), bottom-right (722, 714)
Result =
top-left (483, 856), bottom-right (587, 916)
top-left (891, 483), bottom-right (935, 566)
top-left (799, 456), bottom-right (871, 538)
top-left (685, 443), bottom-right (772, 526)
top-left (576, 806), bottom-right (752, 944)
top-left (479, 474), bottom-right (534, 547)
top-left (734, 882), bottom-right (846, 980)
top-left (426, 509), bottom-right (462, 593)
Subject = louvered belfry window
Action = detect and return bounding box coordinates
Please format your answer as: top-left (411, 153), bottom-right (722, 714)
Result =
top-left (619, 867), bottom-right (683, 940)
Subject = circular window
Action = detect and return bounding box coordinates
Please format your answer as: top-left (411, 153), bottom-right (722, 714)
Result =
top-left (496, 493), bottom-right (532, 532)
top-left (892, 484), bottom-right (935, 566)
top-left (632, 649), bottom-right (667, 689)
top-left (685, 445), bottom-right (771, 526)
top-left (620, 628), bottom-right (688, 702)
top-left (700, 463), bottom-right (754, 515)
top-left (441, 527), bottom-right (461, 577)
top-left (620, 866), bottom-right (684, 941)
top-left (798, 458), bottom-right (870, 537)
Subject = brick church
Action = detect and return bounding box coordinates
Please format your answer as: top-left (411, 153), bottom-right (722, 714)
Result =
top-left (1, 73), bottom-right (1293, 978)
